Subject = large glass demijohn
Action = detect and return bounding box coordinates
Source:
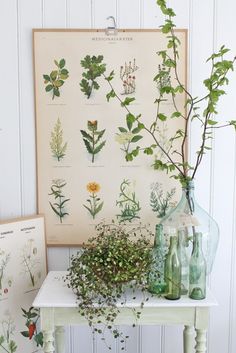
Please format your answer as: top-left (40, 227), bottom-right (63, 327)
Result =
top-left (160, 181), bottom-right (219, 274)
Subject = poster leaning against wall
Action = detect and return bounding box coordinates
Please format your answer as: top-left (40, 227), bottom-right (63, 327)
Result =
top-left (0, 215), bottom-right (47, 353)
top-left (33, 29), bottom-right (187, 246)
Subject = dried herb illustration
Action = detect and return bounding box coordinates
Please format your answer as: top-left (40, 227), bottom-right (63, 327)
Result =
top-left (0, 250), bottom-right (12, 296)
top-left (83, 182), bottom-right (103, 219)
top-left (21, 239), bottom-right (41, 287)
top-left (80, 120), bottom-right (106, 163)
top-left (116, 179), bottom-right (141, 223)
top-left (120, 59), bottom-right (138, 95)
top-left (0, 311), bottom-right (17, 353)
top-left (80, 55), bottom-right (106, 98)
top-left (21, 307), bottom-right (43, 348)
top-left (49, 179), bottom-right (70, 223)
top-left (156, 64), bottom-right (171, 93)
top-left (150, 182), bottom-right (176, 218)
top-left (43, 58), bottom-right (69, 99)
top-left (50, 118), bottom-right (68, 161)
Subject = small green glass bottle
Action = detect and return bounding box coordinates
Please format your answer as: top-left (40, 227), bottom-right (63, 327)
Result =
top-left (148, 224), bottom-right (167, 294)
top-left (189, 232), bottom-right (206, 300)
top-left (164, 235), bottom-right (181, 300)
top-left (177, 230), bottom-right (189, 295)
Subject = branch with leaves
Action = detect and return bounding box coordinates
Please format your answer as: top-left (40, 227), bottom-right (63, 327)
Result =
top-left (50, 118), bottom-right (67, 161)
top-left (80, 120), bottom-right (106, 163)
top-left (43, 58), bottom-right (69, 99)
top-left (80, 55), bottom-right (106, 98)
top-left (48, 179), bottom-right (70, 223)
top-left (82, 0), bottom-right (236, 187)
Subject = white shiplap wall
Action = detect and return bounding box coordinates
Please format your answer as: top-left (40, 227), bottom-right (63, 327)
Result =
top-left (1, 0), bottom-right (236, 352)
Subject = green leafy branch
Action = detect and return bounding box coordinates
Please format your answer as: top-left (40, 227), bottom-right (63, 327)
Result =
top-left (50, 118), bottom-right (68, 161)
top-left (116, 179), bottom-right (141, 223)
top-left (21, 307), bottom-right (43, 347)
top-left (150, 182), bottom-right (176, 218)
top-left (49, 179), bottom-right (70, 223)
top-left (80, 120), bottom-right (106, 163)
top-left (43, 58), bottom-right (69, 99)
top-left (80, 55), bottom-right (106, 99)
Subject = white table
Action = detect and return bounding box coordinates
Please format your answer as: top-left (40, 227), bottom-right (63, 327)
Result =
top-left (33, 271), bottom-right (217, 353)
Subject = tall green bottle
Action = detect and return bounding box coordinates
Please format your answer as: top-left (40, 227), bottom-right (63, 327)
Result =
top-left (164, 236), bottom-right (181, 300)
top-left (189, 232), bottom-right (206, 300)
top-left (148, 224), bottom-right (167, 294)
top-left (177, 230), bottom-right (189, 295)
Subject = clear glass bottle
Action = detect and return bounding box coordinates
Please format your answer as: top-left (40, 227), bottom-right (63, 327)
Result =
top-left (148, 224), bottom-right (167, 294)
top-left (164, 235), bottom-right (181, 300)
top-left (189, 232), bottom-right (206, 300)
top-left (160, 181), bottom-right (219, 274)
top-left (177, 230), bottom-right (189, 295)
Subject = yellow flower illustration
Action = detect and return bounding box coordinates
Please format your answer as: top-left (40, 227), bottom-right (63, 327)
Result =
top-left (87, 182), bottom-right (101, 194)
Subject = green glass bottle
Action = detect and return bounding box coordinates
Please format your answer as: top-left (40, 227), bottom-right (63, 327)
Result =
top-left (189, 232), bottom-right (206, 300)
top-left (148, 224), bottom-right (167, 294)
top-left (164, 235), bottom-right (181, 300)
top-left (177, 230), bottom-right (189, 295)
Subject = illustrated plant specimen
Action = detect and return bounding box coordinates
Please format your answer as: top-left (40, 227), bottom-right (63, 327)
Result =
top-left (0, 250), bottom-right (10, 293)
top-left (156, 64), bottom-right (171, 93)
top-left (116, 179), bottom-right (141, 223)
top-left (83, 182), bottom-right (103, 219)
top-left (0, 311), bottom-right (17, 353)
top-left (21, 239), bottom-right (40, 287)
top-left (120, 59), bottom-right (138, 95)
top-left (21, 307), bottom-right (43, 347)
top-left (80, 120), bottom-right (106, 163)
top-left (48, 179), bottom-right (70, 223)
top-left (150, 182), bottom-right (176, 218)
top-left (80, 55), bottom-right (106, 99)
top-left (50, 118), bottom-right (68, 161)
top-left (66, 222), bottom-right (153, 351)
top-left (43, 58), bottom-right (69, 99)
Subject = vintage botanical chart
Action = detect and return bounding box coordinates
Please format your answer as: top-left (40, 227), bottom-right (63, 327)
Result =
top-left (33, 29), bottom-right (187, 245)
top-left (0, 216), bottom-right (47, 353)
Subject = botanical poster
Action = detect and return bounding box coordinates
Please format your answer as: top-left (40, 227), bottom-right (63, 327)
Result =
top-left (0, 216), bottom-right (47, 352)
top-left (33, 30), bottom-right (187, 245)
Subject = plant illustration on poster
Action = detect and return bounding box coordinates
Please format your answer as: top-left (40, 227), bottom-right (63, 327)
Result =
top-left (120, 59), bottom-right (138, 95)
top-left (0, 216), bottom-right (47, 353)
top-left (48, 179), bottom-right (70, 223)
top-left (150, 182), bottom-right (176, 219)
top-left (116, 179), bottom-right (141, 223)
top-left (0, 250), bottom-right (12, 297)
top-left (80, 120), bottom-right (106, 163)
top-left (50, 118), bottom-right (67, 162)
top-left (0, 310), bottom-right (17, 353)
top-left (34, 29), bottom-right (187, 245)
top-left (43, 58), bottom-right (69, 99)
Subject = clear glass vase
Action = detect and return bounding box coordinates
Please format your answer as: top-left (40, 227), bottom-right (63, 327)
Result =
top-left (160, 180), bottom-right (219, 274)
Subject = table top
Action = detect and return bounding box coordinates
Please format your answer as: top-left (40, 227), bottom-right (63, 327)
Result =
top-left (33, 271), bottom-right (218, 308)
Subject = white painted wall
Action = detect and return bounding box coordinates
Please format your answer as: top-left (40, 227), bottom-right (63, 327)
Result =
top-left (1, 0), bottom-right (236, 352)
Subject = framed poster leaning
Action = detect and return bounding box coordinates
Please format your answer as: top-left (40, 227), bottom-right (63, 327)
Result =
top-left (33, 29), bottom-right (187, 246)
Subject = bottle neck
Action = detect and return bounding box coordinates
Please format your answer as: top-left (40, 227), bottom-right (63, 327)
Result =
top-left (169, 236), bottom-right (178, 253)
top-left (192, 233), bottom-right (203, 256)
top-left (154, 224), bottom-right (163, 247)
top-left (181, 181), bottom-right (195, 214)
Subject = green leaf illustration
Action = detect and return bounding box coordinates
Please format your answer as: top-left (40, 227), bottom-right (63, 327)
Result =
top-left (80, 121), bottom-right (106, 163)
top-left (49, 179), bottom-right (70, 223)
top-left (80, 55), bottom-right (106, 98)
top-left (43, 58), bottom-right (69, 99)
top-left (50, 118), bottom-right (68, 161)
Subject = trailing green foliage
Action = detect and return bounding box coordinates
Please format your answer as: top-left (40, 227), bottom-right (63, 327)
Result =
top-left (43, 59), bottom-right (69, 99)
top-left (80, 121), bottom-right (106, 163)
top-left (80, 55), bottom-right (106, 98)
top-left (66, 221), bottom-right (154, 350)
